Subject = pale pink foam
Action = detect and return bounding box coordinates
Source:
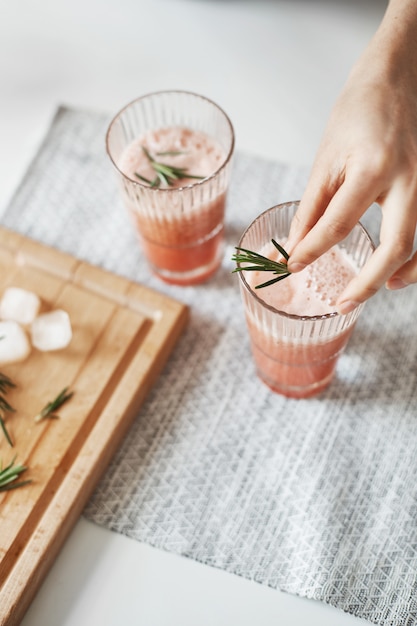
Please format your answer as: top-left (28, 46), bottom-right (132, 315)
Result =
top-left (247, 242), bottom-right (357, 316)
top-left (119, 126), bottom-right (224, 187)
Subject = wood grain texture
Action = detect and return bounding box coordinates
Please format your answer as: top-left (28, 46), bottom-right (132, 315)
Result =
top-left (0, 227), bottom-right (188, 625)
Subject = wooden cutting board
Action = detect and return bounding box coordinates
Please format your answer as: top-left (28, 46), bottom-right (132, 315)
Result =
top-left (0, 227), bottom-right (188, 625)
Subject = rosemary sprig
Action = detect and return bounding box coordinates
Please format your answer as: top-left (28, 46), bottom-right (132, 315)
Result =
top-left (0, 372), bottom-right (16, 447)
top-left (34, 386), bottom-right (74, 423)
top-left (0, 416), bottom-right (13, 447)
top-left (155, 150), bottom-right (185, 157)
top-left (0, 372), bottom-right (16, 394)
top-left (135, 147), bottom-right (205, 188)
top-left (232, 239), bottom-right (291, 289)
top-left (0, 456), bottom-right (31, 492)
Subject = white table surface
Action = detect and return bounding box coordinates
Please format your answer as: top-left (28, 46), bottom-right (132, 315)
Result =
top-left (1, 1), bottom-right (386, 624)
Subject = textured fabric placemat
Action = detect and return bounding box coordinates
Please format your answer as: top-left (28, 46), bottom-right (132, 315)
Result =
top-left (3, 106), bottom-right (417, 626)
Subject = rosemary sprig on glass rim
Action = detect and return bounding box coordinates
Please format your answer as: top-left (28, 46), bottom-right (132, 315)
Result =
top-left (134, 146), bottom-right (205, 188)
top-left (232, 239), bottom-right (291, 289)
top-left (34, 386), bottom-right (74, 423)
top-left (0, 456), bottom-right (31, 492)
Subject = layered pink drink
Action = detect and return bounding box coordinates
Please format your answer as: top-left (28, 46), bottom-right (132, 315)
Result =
top-left (119, 127), bottom-right (227, 284)
top-left (237, 202), bottom-right (374, 398)
top-left (106, 91), bottom-right (234, 285)
top-left (246, 244), bottom-right (357, 398)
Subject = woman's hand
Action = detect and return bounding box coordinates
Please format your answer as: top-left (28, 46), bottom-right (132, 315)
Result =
top-left (287, 0), bottom-right (417, 314)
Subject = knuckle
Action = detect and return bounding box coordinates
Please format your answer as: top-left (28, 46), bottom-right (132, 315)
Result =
top-left (292, 210), bottom-right (316, 233)
top-left (352, 151), bottom-right (390, 185)
top-left (300, 251), bottom-right (320, 266)
top-left (324, 217), bottom-right (352, 241)
top-left (342, 277), bottom-right (379, 305)
top-left (359, 283), bottom-right (380, 300)
top-left (382, 236), bottom-right (413, 265)
top-left (393, 238), bottom-right (413, 263)
top-left (370, 152), bottom-right (390, 177)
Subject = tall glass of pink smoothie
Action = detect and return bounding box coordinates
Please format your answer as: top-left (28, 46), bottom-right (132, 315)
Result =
top-left (236, 201), bottom-right (374, 398)
top-left (106, 90), bottom-right (234, 285)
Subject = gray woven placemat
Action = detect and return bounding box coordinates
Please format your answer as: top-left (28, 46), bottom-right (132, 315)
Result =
top-left (3, 106), bottom-right (417, 626)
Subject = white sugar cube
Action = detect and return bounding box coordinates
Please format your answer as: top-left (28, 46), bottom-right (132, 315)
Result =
top-left (0, 320), bottom-right (31, 364)
top-left (0, 287), bottom-right (41, 325)
top-left (31, 310), bottom-right (72, 352)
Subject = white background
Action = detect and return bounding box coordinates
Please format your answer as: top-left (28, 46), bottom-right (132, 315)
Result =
top-left (1, 1), bottom-right (386, 624)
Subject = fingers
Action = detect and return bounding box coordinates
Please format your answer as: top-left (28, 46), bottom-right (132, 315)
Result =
top-left (289, 168), bottom-right (417, 314)
top-left (336, 184), bottom-right (417, 313)
top-left (336, 246), bottom-right (398, 314)
top-left (288, 169), bottom-right (378, 273)
top-left (386, 251), bottom-right (417, 289)
top-left (286, 166), bottom-right (338, 253)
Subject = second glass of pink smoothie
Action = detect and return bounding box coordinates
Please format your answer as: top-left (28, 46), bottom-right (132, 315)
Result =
top-left (236, 201), bottom-right (374, 398)
top-left (106, 90), bottom-right (234, 286)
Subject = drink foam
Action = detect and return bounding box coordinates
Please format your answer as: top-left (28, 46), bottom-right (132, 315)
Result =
top-left (119, 126), bottom-right (224, 187)
top-left (247, 242), bottom-right (357, 316)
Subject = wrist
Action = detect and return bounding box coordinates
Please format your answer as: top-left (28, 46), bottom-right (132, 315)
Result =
top-left (372, 0), bottom-right (417, 80)
top-left (345, 4), bottom-right (417, 94)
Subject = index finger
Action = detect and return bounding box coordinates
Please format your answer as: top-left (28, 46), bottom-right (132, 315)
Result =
top-left (288, 174), bottom-right (379, 272)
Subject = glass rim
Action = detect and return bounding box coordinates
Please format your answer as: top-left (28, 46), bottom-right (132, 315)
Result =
top-left (237, 201), bottom-right (375, 322)
top-left (105, 89), bottom-right (235, 191)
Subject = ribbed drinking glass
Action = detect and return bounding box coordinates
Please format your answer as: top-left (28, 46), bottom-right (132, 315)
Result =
top-left (106, 90), bottom-right (234, 285)
top-left (237, 201), bottom-right (374, 398)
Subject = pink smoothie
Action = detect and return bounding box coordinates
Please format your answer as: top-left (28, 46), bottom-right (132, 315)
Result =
top-left (245, 243), bottom-right (358, 398)
top-left (119, 127), bottom-right (227, 285)
top-left (247, 243), bottom-right (357, 316)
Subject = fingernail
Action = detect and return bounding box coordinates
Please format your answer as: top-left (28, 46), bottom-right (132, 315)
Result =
top-left (337, 300), bottom-right (360, 315)
top-left (386, 277), bottom-right (408, 291)
top-left (288, 262), bottom-right (306, 273)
